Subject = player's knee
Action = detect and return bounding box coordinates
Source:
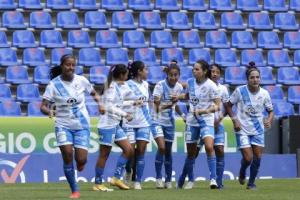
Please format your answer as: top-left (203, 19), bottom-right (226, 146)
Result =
top-left (159, 146), bottom-right (165, 155)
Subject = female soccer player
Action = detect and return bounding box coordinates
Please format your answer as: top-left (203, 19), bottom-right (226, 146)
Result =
top-left (93, 64), bottom-right (134, 191)
top-left (40, 54), bottom-right (103, 199)
top-left (226, 62), bottom-right (273, 189)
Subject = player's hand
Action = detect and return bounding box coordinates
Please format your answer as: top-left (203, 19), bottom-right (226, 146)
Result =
top-left (99, 105), bottom-right (105, 115)
top-left (170, 94), bottom-right (179, 103)
top-left (125, 113), bottom-right (133, 121)
top-left (264, 118), bottom-right (272, 129)
top-left (134, 100), bottom-right (144, 107)
top-left (195, 109), bottom-right (207, 115)
top-left (232, 118), bottom-right (241, 132)
top-left (49, 109), bottom-right (55, 118)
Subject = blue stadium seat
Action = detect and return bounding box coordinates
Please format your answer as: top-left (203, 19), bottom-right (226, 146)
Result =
top-left (188, 49), bottom-right (211, 65)
top-left (95, 30), bottom-right (120, 48)
top-left (46, 0), bottom-right (71, 10)
top-left (102, 0), bottom-right (125, 10)
top-left (193, 12), bottom-right (218, 30)
top-left (178, 31), bottom-right (202, 48)
top-left (241, 50), bottom-right (265, 66)
top-left (257, 67), bottom-right (276, 85)
top-left (215, 49), bottom-right (238, 67)
top-left (139, 12), bottom-right (163, 30)
top-left (57, 11), bottom-right (81, 29)
top-left (0, 31), bottom-right (10, 48)
top-left (17, 84), bottom-right (40, 102)
top-left (23, 48), bottom-right (46, 66)
top-left (221, 12), bottom-right (245, 30)
top-left (263, 0), bottom-right (288, 12)
top-left (263, 85), bottom-right (285, 102)
top-left (2, 11), bottom-right (26, 29)
top-left (155, 0), bottom-right (179, 11)
top-left (128, 0), bottom-right (153, 10)
top-left (277, 67), bottom-right (300, 85)
top-left (51, 48), bottom-right (73, 65)
top-left (19, 0), bottom-right (43, 9)
top-left (161, 48), bottom-right (184, 65)
top-left (257, 31), bottom-right (282, 49)
top-left (12, 30), bottom-right (37, 48)
top-left (205, 31), bottom-right (229, 48)
top-left (148, 66), bottom-right (166, 84)
top-left (0, 84), bottom-right (12, 100)
top-left (294, 50), bottom-right (300, 66)
top-left (290, 0), bottom-right (300, 11)
top-left (123, 30), bottom-right (147, 48)
top-left (225, 66), bottom-right (247, 85)
top-left (40, 30), bottom-right (64, 48)
top-left (0, 0), bottom-right (16, 9)
top-left (0, 100), bottom-right (21, 116)
top-left (89, 66), bottom-right (110, 84)
top-left (231, 31), bottom-right (256, 49)
top-left (284, 32), bottom-right (300, 49)
top-left (84, 11), bottom-right (109, 29)
top-left (166, 12), bottom-right (191, 30)
top-left (28, 101), bottom-right (45, 116)
top-left (288, 86), bottom-right (300, 104)
top-left (176, 101), bottom-right (188, 115)
top-left (74, 0), bottom-right (98, 10)
top-left (210, 0), bottom-right (234, 11)
top-left (134, 48), bottom-right (157, 66)
top-left (274, 13), bottom-right (299, 31)
top-left (29, 11), bottom-right (54, 29)
top-left (74, 65), bottom-right (83, 75)
top-left (237, 0), bottom-right (261, 11)
top-left (6, 65), bottom-right (30, 84)
top-left (179, 66), bottom-right (193, 84)
top-left (106, 48), bottom-right (128, 65)
top-left (273, 101), bottom-right (295, 118)
top-left (268, 50), bottom-right (292, 67)
top-left (150, 31), bottom-right (174, 48)
top-left (0, 48), bottom-right (18, 66)
top-left (78, 48), bottom-right (102, 66)
top-left (248, 12), bottom-right (272, 30)
top-left (112, 11), bottom-right (136, 29)
top-left (68, 30), bottom-right (91, 48)
top-left (182, 0), bottom-right (207, 11)
top-left (34, 66), bottom-right (50, 84)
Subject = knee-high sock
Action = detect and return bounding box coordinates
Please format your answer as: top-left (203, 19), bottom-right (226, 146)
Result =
top-left (95, 167), bottom-right (104, 185)
top-left (178, 157), bottom-right (195, 187)
top-left (64, 163), bottom-right (78, 192)
top-left (136, 155), bottom-right (145, 183)
top-left (216, 156), bottom-right (224, 186)
top-left (207, 155), bottom-right (216, 180)
top-left (155, 151), bottom-right (164, 179)
top-left (125, 159), bottom-right (131, 174)
top-left (114, 155), bottom-right (128, 179)
top-left (248, 157), bottom-right (261, 185)
top-left (164, 142), bottom-right (173, 182)
top-left (240, 158), bottom-right (251, 178)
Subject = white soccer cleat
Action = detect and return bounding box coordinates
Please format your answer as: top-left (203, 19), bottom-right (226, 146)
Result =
top-left (164, 182), bottom-right (172, 189)
top-left (210, 179), bottom-right (218, 189)
top-left (133, 182), bottom-right (142, 190)
top-left (183, 181), bottom-right (194, 190)
top-left (156, 179), bottom-right (164, 189)
top-left (123, 171), bottom-right (132, 185)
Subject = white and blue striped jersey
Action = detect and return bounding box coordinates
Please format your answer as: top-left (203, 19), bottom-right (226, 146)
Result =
top-left (43, 75), bottom-right (93, 130)
top-left (153, 80), bottom-right (184, 127)
top-left (230, 85), bottom-right (273, 135)
top-left (215, 83), bottom-right (230, 122)
top-left (186, 78), bottom-right (220, 127)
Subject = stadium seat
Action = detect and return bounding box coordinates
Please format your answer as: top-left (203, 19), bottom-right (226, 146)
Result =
top-left (139, 12), bottom-right (163, 30)
top-left (123, 31), bottom-right (147, 48)
top-left (19, 0), bottom-right (42, 9)
top-left (224, 66), bottom-right (247, 85)
top-left (267, 50), bottom-right (292, 67)
top-left (6, 65), bottom-right (30, 84)
top-left (178, 31), bottom-right (202, 48)
top-left (0, 0), bottom-right (16, 9)
top-left (102, 0), bottom-right (125, 10)
top-left (284, 32), bottom-right (300, 49)
top-left (205, 31), bottom-right (229, 48)
top-left (34, 66), bottom-right (50, 84)
top-left (236, 0), bottom-right (261, 11)
top-left (147, 66), bottom-right (166, 84)
top-left (155, 0), bottom-right (179, 11)
top-left (0, 31), bottom-right (10, 48)
top-left (248, 12), bottom-right (272, 30)
top-left (89, 66), bottom-right (110, 84)
top-left (273, 101), bottom-right (295, 118)
top-left (221, 12), bottom-right (245, 30)
top-left (231, 31), bottom-right (256, 49)
top-left (134, 48), bottom-right (157, 66)
top-left (84, 11), bottom-right (109, 29)
top-left (288, 86), bottom-right (300, 104)
top-left (51, 48), bottom-right (73, 65)
top-left (112, 11), bottom-right (136, 29)
top-left (57, 11), bottom-right (81, 29)
top-left (188, 49), bottom-right (211, 65)
top-left (209, 0), bottom-right (234, 11)
top-left (176, 101), bottom-right (188, 115)
top-left (23, 48), bottom-right (46, 66)
top-left (106, 48), bottom-right (128, 65)
top-left (182, 0), bottom-right (207, 11)
top-left (166, 12), bottom-right (191, 30)
top-left (179, 66), bottom-right (193, 84)
top-left (128, 0), bottom-right (153, 10)
top-left (161, 48), bottom-right (184, 65)
top-left (290, 0), bottom-right (300, 11)
top-left (12, 30), bottom-right (37, 48)
top-left (28, 101), bottom-right (45, 116)
top-left (29, 11), bottom-right (54, 29)
top-left (74, 0), bottom-right (98, 10)
top-left (40, 30), bottom-right (65, 48)
top-left (193, 12), bottom-right (218, 30)
top-left (294, 50), bottom-right (300, 66)
top-left (241, 50), bottom-right (265, 66)
top-left (257, 31), bottom-right (282, 49)
top-left (277, 67), bottom-right (300, 85)
top-left (17, 84), bottom-right (41, 102)
top-left (257, 67), bottom-right (276, 85)
top-left (0, 100), bottom-right (21, 116)
top-left (150, 31), bottom-right (174, 48)
top-left (78, 48), bottom-right (102, 66)
top-left (46, 0), bottom-right (71, 10)
top-left (68, 30), bottom-right (91, 48)
top-left (263, 0), bottom-right (288, 12)
top-left (0, 48), bottom-right (18, 66)
top-left (215, 49), bottom-right (238, 67)
top-left (75, 65), bottom-right (83, 75)
top-left (95, 30), bottom-right (120, 48)
top-left (0, 84), bottom-right (12, 100)
top-left (274, 13), bottom-right (299, 31)
top-left (2, 11), bottom-right (26, 29)
top-left (263, 85), bottom-right (285, 102)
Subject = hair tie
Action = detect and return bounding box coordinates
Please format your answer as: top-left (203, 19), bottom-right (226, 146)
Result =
top-left (127, 61), bottom-right (132, 69)
top-left (111, 65), bottom-right (116, 72)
